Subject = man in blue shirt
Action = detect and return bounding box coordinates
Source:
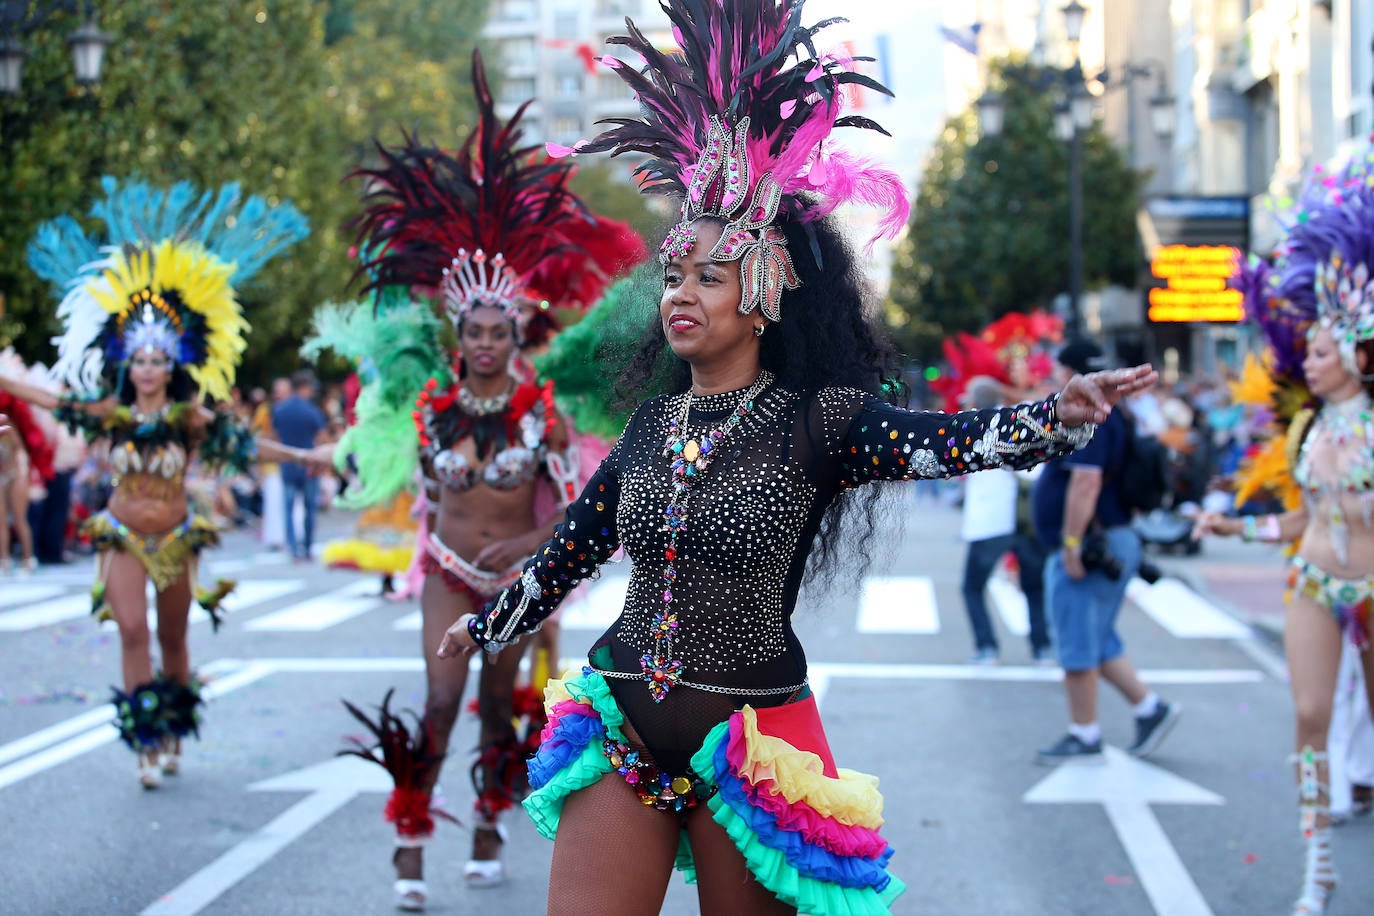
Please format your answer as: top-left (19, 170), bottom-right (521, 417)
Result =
top-left (1032, 340), bottom-right (1181, 762)
top-left (271, 370), bottom-right (327, 561)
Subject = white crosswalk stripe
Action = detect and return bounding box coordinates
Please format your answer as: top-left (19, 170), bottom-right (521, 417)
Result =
top-left (1, 583), bottom-right (65, 608)
top-left (857, 576), bottom-right (939, 633)
top-left (243, 579), bottom-right (381, 631)
top-left (1126, 577), bottom-right (1253, 639)
top-left (561, 576), bottom-right (628, 631)
top-left (0, 564), bottom-right (1256, 643)
top-left (1, 578), bottom-right (305, 633)
top-left (0, 593), bottom-right (92, 631)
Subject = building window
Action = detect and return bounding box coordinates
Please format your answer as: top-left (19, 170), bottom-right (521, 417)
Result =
top-left (597, 73), bottom-right (629, 100)
top-left (553, 11), bottom-right (579, 39)
top-left (501, 77), bottom-right (537, 106)
top-left (556, 73), bottom-right (583, 100)
top-left (501, 37), bottom-right (537, 69)
top-left (550, 116), bottom-right (582, 144)
top-left (596, 0), bottom-right (638, 16)
top-left (495, 0), bottom-right (536, 21)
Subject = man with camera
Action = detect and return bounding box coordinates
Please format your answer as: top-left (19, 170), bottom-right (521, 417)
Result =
top-left (1032, 340), bottom-right (1181, 763)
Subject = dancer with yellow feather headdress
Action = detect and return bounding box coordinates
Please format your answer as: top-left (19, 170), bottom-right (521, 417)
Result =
top-left (0, 177), bottom-right (311, 789)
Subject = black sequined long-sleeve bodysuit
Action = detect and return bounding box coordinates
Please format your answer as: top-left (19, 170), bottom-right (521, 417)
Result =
top-left (469, 380), bottom-right (1088, 775)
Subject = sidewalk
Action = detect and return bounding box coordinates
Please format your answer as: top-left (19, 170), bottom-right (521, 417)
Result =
top-left (1147, 535), bottom-right (1289, 640)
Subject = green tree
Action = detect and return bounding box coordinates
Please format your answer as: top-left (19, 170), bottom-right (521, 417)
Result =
top-left (0, 0), bottom-right (489, 385)
top-left (886, 58), bottom-right (1143, 361)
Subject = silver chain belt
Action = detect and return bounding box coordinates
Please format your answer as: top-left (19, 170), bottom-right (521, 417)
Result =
top-left (590, 666), bottom-right (807, 697)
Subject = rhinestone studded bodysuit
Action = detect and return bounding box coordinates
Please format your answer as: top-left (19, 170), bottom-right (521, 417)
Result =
top-left (474, 380), bottom-right (1082, 774)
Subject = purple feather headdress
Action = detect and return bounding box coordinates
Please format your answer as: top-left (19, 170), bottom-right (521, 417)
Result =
top-left (550, 0), bottom-right (908, 326)
top-left (1240, 140), bottom-right (1374, 382)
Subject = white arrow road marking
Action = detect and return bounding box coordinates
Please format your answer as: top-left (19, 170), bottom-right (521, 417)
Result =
top-left (1127, 577), bottom-right (1252, 640)
top-left (0, 660), bottom-right (273, 791)
top-left (1025, 746), bottom-right (1222, 916)
top-left (1, 582), bottom-right (65, 608)
top-left (141, 756), bottom-right (392, 916)
top-left (857, 576), bottom-right (939, 633)
top-left (987, 577), bottom-right (1030, 636)
top-left (243, 579), bottom-right (381, 631)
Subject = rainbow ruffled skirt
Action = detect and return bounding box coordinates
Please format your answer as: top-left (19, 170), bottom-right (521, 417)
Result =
top-left (524, 668), bottom-right (905, 914)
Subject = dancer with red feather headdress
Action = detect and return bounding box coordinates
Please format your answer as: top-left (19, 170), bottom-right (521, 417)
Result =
top-left (310, 51), bottom-right (646, 911)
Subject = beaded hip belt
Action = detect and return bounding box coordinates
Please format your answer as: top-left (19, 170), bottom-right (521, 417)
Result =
top-left (425, 531), bottom-right (523, 599)
top-left (601, 738), bottom-right (716, 813)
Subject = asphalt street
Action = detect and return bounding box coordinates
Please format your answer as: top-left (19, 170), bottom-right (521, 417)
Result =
top-left (1, 493), bottom-right (1370, 915)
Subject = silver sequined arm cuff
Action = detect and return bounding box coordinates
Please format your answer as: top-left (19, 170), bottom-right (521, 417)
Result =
top-left (1010, 394), bottom-right (1096, 451)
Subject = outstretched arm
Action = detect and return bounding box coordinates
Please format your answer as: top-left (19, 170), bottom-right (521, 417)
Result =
top-left (1193, 506), bottom-right (1309, 543)
top-left (834, 365), bottom-right (1157, 487)
top-left (0, 374), bottom-right (64, 412)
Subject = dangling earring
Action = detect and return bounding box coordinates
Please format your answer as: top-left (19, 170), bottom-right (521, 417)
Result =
top-left (753, 324), bottom-right (765, 338)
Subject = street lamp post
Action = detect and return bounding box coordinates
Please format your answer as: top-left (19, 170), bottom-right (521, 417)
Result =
top-left (0, 0), bottom-right (110, 96)
top-left (976, 2), bottom-right (1175, 342)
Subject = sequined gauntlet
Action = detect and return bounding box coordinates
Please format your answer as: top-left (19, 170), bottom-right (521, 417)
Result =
top-left (837, 393), bottom-right (1094, 487)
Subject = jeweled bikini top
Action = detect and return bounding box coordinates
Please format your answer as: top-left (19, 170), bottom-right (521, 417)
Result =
top-left (417, 380), bottom-right (554, 494)
top-left (1294, 391), bottom-right (1374, 565)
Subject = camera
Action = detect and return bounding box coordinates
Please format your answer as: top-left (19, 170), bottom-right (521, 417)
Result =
top-left (1079, 531), bottom-right (1124, 580)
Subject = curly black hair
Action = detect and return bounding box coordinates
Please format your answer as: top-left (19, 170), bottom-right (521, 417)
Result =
top-left (618, 215), bottom-right (907, 587)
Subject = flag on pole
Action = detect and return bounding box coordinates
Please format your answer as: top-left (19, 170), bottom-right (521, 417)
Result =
top-left (938, 22), bottom-right (982, 56)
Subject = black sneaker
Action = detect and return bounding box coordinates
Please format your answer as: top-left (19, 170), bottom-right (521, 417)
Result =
top-left (1035, 733), bottom-right (1103, 765)
top-left (1128, 701), bottom-right (1181, 758)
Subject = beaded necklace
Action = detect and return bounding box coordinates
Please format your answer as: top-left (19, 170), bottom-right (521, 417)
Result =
top-left (456, 381), bottom-right (514, 416)
top-left (641, 369), bottom-right (774, 702)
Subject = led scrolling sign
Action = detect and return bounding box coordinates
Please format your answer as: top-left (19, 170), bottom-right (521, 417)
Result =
top-left (1146, 244), bottom-right (1243, 323)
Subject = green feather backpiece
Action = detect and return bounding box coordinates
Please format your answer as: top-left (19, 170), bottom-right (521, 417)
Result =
top-left (332, 388), bottom-right (421, 509)
top-left (301, 300), bottom-right (451, 411)
top-left (302, 299), bottom-right (451, 508)
top-left (533, 264), bottom-right (667, 440)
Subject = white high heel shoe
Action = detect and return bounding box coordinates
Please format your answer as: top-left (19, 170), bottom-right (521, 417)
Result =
top-left (392, 879), bottom-right (426, 911)
top-left (138, 751), bottom-right (163, 790)
top-left (161, 737), bottom-right (182, 776)
top-left (463, 823), bottom-right (508, 888)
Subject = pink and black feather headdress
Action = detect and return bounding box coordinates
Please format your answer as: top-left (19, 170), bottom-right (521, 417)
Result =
top-left (351, 50), bottom-right (588, 336)
top-left (552, 0), bottom-right (909, 324)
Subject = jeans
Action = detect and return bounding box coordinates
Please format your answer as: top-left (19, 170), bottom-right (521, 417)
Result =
top-left (282, 474), bottom-right (319, 559)
top-left (27, 470), bottom-right (73, 563)
top-left (1045, 526), bottom-right (1142, 672)
top-left (961, 533), bottom-right (1050, 652)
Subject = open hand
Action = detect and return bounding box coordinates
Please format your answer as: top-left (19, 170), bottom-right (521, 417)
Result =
top-left (1056, 365), bottom-right (1158, 427)
top-left (437, 613), bottom-right (480, 659)
top-left (473, 537), bottom-right (530, 573)
top-left (1062, 545), bottom-right (1087, 580)
top-left (1191, 510), bottom-right (1233, 540)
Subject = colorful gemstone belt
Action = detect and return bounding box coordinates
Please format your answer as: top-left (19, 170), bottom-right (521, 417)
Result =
top-left (601, 738), bottom-right (716, 812)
